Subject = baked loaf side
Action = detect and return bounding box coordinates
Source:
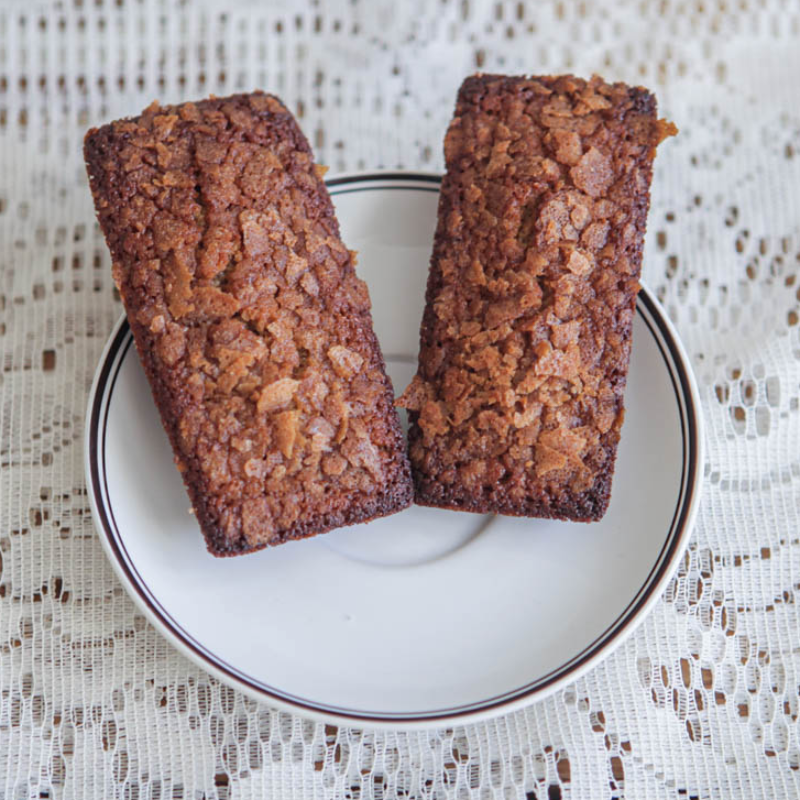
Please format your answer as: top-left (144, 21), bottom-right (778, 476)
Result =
top-left (397, 74), bottom-right (675, 521)
top-left (85, 93), bottom-right (413, 555)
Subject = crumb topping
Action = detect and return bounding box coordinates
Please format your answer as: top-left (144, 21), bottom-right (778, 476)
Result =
top-left (397, 74), bottom-right (673, 518)
top-left (85, 93), bottom-right (411, 552)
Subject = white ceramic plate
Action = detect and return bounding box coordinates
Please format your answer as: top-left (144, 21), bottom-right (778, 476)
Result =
top-left (85, 172), bottom-right (704, 729)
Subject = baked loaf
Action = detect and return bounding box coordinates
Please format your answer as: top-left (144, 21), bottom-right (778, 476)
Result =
top-left (397, 74), bottom-right (675, 521)
top-left (85, 92), bottom-right (413, 555)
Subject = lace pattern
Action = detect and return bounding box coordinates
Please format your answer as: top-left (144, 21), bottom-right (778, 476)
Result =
top-left (1, 0), bottom-right (799, 796)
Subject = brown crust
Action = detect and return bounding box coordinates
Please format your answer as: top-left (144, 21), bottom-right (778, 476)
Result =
top-left (397, 74), bottom-right (672, 521)
top-left (85, 92), bottom-right (413, 556)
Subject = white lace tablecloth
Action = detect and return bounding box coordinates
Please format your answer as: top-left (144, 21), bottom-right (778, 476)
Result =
top-left (2, 0), bottom-right (799, 797)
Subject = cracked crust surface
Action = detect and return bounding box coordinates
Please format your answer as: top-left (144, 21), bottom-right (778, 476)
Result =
top-left (85, 92), bottom-right (413, 556)
top-left (397, 74), bottom-right (675, 521)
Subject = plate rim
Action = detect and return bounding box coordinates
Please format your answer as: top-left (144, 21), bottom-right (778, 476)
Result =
top-left (84, 169), bottom-right (705, 730)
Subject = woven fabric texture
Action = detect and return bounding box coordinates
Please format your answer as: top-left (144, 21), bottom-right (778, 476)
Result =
top-left (2, 0), bottom-right (800, 797)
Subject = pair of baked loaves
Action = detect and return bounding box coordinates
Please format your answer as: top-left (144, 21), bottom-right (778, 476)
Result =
top-left (84, 74), bottom-right (674, 557)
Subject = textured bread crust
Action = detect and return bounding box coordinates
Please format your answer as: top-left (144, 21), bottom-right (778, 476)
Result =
top-left (397, 74), bottom-right (674, 521)
top-left (85, 92), bottom-right (413, 556)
